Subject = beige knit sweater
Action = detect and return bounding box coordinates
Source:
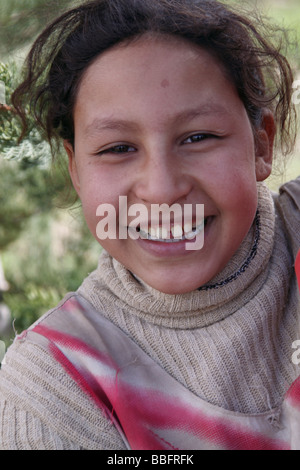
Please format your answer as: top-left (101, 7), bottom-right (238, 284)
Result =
top-left (0, 180), bottom-right (299, 450)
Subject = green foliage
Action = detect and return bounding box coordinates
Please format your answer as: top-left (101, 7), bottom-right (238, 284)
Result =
top-left (226, 0), bottom-right (300, 69)
top-left (0, 62), bottom-right (52, 165)
top-left (0, 1), bottom-right (93, 341)
top-left (0, 0), bottom-right (77, 58)
top-left (0, 157), bottom-right (72, 250)
top-left (0, 160), bottom-right (35, 249)
top-left (2, 210), bottom-right (100, 338)
top-left (0, 61), bottom-right (76, 250)
top-left (0, 48), bottom-right (90, 342)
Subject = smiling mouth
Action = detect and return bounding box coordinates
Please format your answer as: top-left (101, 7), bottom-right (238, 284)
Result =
top-left (131, 218), bottom-right (209, 242)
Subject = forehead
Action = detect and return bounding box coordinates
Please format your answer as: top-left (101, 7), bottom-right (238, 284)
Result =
top-left (74, 34), bottom-right (243, 130)
top-left (82, 33), bottom-right (210, 73)
top-left (77, 33), bottom-right (229, 95)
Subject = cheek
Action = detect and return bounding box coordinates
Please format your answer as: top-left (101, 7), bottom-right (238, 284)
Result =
top-left (214, 153), bottom-right (257, 207)
top-left (80, 183), bottom-right (123, 242)
top-left (79, 170), bottom-right (111, 210)
top-left (77, 178), bottom-right (103, 234)
top-left (228, 177), bottom-right (257, 207)
top-left (81, 197), bottom-right (99, 238)
top-left (208, 163), bottom-right (258, 231)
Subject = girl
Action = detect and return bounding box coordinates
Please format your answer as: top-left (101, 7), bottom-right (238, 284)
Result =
top-left (0, 0), bottom-right (300, 450)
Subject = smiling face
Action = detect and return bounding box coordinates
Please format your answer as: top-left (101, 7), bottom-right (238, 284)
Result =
top-left (65, 35), bottom-right (274, 294)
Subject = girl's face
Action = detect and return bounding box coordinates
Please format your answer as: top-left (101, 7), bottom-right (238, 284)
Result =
top-left (66, 35), bottom-right (274, 294)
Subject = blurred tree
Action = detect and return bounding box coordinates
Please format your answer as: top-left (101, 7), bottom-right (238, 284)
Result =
top-left (0, 60), bottom-right (77, 338)
top-left (0, 62), bottom-right (69, 249)
top-left (0, 0), bottom-right (77, 58)
top-left (0, 1), bottom-right (95, 340)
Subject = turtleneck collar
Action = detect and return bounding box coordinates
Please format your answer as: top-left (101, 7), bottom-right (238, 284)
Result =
top-left (79, 183), bottom-right (276, 329)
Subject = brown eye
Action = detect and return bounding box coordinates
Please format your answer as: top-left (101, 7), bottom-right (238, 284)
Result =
top-left (183, 134), bottom-right (209, 144)
top-left (98, 144), bottom-right (136, 155)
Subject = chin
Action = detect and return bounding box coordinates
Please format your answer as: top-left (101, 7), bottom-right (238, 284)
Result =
top-left (147, 277), bottom-right (206, 295)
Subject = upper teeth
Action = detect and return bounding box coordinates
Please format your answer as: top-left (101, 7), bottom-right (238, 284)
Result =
top-left (172, 225), bottom-right (183, 239)
top-left (139, 220), bottom-right (205, 242)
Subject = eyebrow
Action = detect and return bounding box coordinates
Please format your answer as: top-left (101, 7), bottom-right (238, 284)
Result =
top-left (175, 104), bottom-right (229, 124)
top-left (84, 118), bottom-right (140, 136)
top-left (84, 103), bottom-right (229, 136)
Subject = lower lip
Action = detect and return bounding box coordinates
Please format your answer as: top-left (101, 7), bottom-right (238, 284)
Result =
top-left (135, 217), bottom-right (214, 258)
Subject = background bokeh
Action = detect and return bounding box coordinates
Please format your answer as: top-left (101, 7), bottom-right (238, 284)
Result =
top-left (0, 0), bottom-right (299, 347)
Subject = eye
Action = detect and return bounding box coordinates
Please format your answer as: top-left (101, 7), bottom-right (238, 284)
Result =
top-left (97, 144), bottom-right (136, 155)
top-left (182, 133), bottom-right (212, 144)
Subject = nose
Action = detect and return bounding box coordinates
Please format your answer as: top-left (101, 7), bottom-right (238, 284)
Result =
top-left (133, 151), bottom-right (193, 206)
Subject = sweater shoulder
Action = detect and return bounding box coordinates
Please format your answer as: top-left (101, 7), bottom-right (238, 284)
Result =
top-left (273, 177), bottom-right (300, 257)
top-left (279, 176), bottom-right (300, 208)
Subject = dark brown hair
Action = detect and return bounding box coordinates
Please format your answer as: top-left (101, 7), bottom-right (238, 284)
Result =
top-left (12, 0), bottom-right (297, 158)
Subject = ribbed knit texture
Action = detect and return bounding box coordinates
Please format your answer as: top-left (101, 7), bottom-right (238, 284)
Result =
top-left (0, 340), bottom-right (126, 449)
top-left (0, 180), bottom-right (299, 449)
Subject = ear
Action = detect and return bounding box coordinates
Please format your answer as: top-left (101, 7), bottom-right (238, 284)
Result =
top-left (64, 140), bottom-right (81, 195)
top-left (255, 109), bottom-right (276, 182)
